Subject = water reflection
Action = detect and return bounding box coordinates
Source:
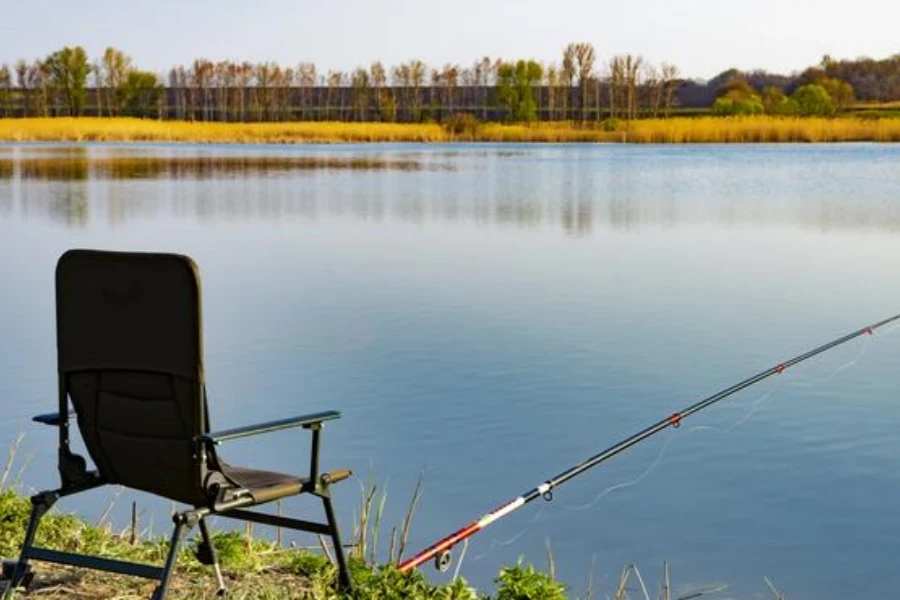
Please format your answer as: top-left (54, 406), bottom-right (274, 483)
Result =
top-left (0, 154), bottom-right (445, 181)
top-left (1, 145), bottom-right (900, 235)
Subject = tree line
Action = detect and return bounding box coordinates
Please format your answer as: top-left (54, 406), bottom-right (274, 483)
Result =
top-left (0, 44), bottom-right (895, 123)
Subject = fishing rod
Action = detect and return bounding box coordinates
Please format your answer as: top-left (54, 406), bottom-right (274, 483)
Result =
top-left (398, 313), bottom-right (900, 573)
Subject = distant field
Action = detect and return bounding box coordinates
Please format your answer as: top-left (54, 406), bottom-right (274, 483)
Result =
top-left (1, 117), bottom-right (900, 143)
top-left (851, 101), bottom-right (900, 109)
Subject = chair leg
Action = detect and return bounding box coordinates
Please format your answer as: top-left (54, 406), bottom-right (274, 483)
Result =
top-left (150, 519), bottom-right (188, 600)
top-left (321, 494), bottom-right (352, 591)
top-left (3, 492), bottom-right (57, 598)
top-left (197, 518), bottom-right (226, 596)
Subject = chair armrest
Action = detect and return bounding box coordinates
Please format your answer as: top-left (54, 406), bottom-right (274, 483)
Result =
top-left (33, 410), bottom-right (76, 426)
top-left (200, 410), bottom-right (341, 445)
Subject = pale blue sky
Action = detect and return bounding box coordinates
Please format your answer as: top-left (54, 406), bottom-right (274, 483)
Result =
top-left (2, 0), bottom-right (898, 80)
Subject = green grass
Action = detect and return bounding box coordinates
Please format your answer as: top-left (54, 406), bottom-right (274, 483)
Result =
top-left (0, 485), bottom-right (573, 599)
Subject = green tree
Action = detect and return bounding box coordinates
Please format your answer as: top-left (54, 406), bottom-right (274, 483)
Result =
top-left (774, 96), bottom-right (799, 115)
top-left (761, 86), bottom-right (785, 114)
top-left (496, 60), bottom-right (543, 122)
top-left (792, 84), bottom-right (834, 116)
top-left (117, 70), bottom-right (162, 118)
top-left (712, 95), bottom-right (763, 116)
top-left (44, 45), bottom-right (91, 116)
top-left (816, 77), bottom-right (854, 112)
top-left (718, 79), bottom-right (755, 103)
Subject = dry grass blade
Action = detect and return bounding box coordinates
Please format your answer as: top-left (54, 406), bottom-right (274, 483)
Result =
top-left (544, 537), bottom-right (556, 581)
top-left (764, 576), bottom-right (784, 600)
top-left (396, 471), bottom-right (424, 562)
top-left (388, 526), bottom-right (398, 564)
top-left (586, 555), bottom-right (596, 600)
top-left (663, 561), bottom-right (671, 600)
top-left (1, 430), bottom-right (24, 489)
top-left (354, 479), bottom-right (378, 561)
top-left (96, 489), bottom-right (124, 528)
top-left (370, 485), bottom-right (388, 564)
top-left (614, 564), bottom-right (631, 600)
top-left (630, 565), bottom-right (652, 600)
top-left (318, 534), bottom-right (335, 565)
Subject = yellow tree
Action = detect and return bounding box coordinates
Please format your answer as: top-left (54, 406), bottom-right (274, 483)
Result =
top-left (101, 47), bottom-right (131, 116)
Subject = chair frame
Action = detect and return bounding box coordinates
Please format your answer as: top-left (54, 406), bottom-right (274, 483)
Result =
top-left (4, 258), bottom-right (353, 599)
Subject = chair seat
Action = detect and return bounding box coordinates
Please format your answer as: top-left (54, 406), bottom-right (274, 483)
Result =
top-left (221, 465), bottom-right (307, 504)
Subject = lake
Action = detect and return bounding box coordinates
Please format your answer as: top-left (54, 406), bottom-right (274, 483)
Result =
top-left (1, 142), bottom-right (899, 598)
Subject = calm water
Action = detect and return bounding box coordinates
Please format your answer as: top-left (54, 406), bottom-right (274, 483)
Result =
top-left (2, 143), bottom-right (900, 598)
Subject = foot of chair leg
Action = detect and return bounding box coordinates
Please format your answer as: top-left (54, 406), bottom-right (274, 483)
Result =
top-left (5, 491), bottom-right (56, 596)
top-left (321, 495), bottom-right (352, 591)
top-left (154, 518), bottom-right (189, 600)
top-left (198, 518), bottom-right (227, 597)
top-left (1, 560), bottom-right (34, 600)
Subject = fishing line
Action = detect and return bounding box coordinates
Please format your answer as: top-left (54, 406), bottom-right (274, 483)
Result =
top-left (556, 432), bottom-right (677, 512)
top-left (791, 334), bottom-right (871, 385)
top-left (454, 330), bottom-right (889, 570)
top-left (469, 503), bottom-right (549, 563)
top-left (398, 314), bottom-right (900, 573)
top-left (556, 332), bottom-right (875, 514)
top-left (451, 538), bottom-right (468, 582)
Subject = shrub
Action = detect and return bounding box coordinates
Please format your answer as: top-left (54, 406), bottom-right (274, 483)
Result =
top-left (600, 117), bottom-right (624, 132)
top-left (495, 560), bottom-right (567, 600)
top-left (443, 113), bottom-right (482, 139)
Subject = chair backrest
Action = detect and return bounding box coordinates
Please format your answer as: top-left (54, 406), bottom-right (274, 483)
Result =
top-left (56, 249), bottom-right (208, 504)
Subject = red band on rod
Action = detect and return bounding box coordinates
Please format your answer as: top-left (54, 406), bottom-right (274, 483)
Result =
top-left (397, 522), bottom-right (480, 572)
top-left (774, 364), bottom-right (785, 374)
top-left (865, 327), bottom-right (874, 335)
top-left (667, 413), bottom-right (682, 427)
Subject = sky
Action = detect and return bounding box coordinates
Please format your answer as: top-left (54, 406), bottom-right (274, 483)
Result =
top-left (2, 0), bottom-right (899, 81)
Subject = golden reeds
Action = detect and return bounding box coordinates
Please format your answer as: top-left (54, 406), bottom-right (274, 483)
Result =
top-left (1, 116), bottom-right (899, 144)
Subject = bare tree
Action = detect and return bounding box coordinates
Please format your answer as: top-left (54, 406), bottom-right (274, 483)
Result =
top-left (622, 55), bottom-right (643, 120)
top-left (572, 43), bottom-right (596, 123)
top-left (236, 62), bottom-right (253, 121)
top-left (562, 46), bottom-right (577, 120)
top-left (644, 64), bottom-right (662, 118)
top-left (298, 62), bottom-right (317, 120)
top-left (190, 59), bottom-right (214, 121)
top-left (391, 63), bottom-right (410, 121)
top-left (350, 67), bottom-right (370, 121)
top-left (661, 62), bottom-right (680, 118)
top-left (326, 70), bottom-right (344, 120)
top-left (370, 61), bottom-right (386, 119)
top-left (441, 63), bottom-right (460, 118)
top-left (409, 60), bottom-right (426, 121)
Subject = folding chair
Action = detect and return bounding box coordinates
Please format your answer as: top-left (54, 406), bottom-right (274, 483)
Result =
top-left (4, 249), bottom-right (352, 599)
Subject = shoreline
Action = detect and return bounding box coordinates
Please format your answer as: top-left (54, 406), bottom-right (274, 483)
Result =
top-left (1, 117), bottom-right (900, 144)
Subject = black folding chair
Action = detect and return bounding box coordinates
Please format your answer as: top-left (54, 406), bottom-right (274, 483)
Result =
top-left (4, 249), bottom-right (352, 599)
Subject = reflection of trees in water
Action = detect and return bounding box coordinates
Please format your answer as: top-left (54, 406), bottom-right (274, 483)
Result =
top-left (7, 178), bottom-right (900, 234)
top-left (17, 182), bottom-right (89, 226)
top-left (0, 155), bottom-right (442, 181)
top-left (2, 152), bottom-right (900, 234)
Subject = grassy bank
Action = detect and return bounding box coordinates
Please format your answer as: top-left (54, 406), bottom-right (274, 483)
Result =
top-left (0, 488), bottom-right (569, 599)
top-left (1, 116), bottom-right (900, 144)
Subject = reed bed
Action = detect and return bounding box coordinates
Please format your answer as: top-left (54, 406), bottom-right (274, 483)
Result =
top-left (0, 118), bottom-right (449, 144)
top-left (625, 116), bottom-right (900, 143)
top-left (1, 116), bottom-right (899, 145)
